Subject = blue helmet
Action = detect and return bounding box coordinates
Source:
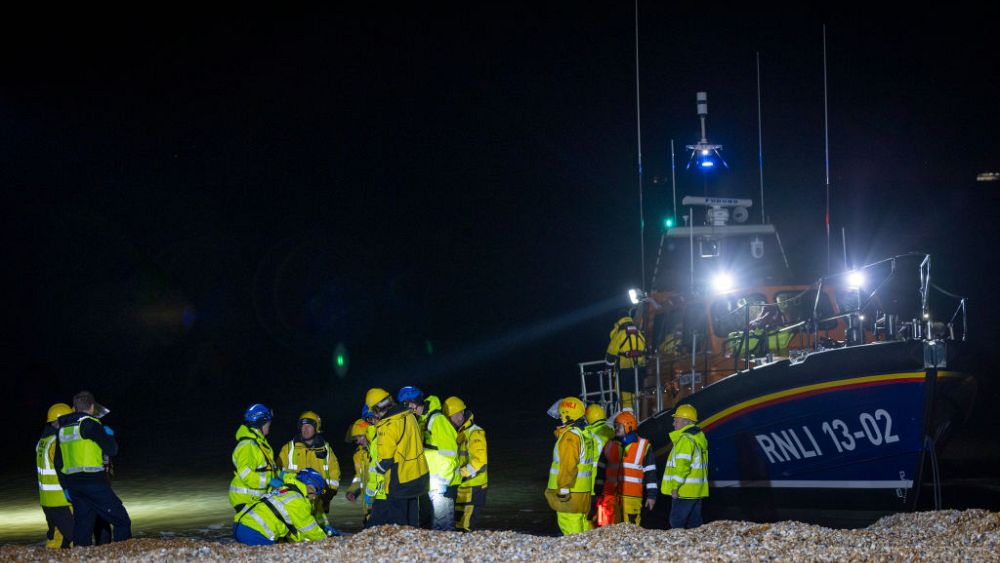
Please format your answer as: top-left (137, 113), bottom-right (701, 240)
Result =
top-left (397, 386), bottom-right (424, 404)
top-left (244, 403), bottom-right (273, 425)
top-left (296, 468), bottom-right (326, 493)
top-left (361, 404), bottom-right (373, 419)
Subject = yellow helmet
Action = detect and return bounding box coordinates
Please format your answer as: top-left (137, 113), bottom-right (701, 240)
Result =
top-left (346, 419), bottom-right (369, 442)
top-left (46, 403), bottom-right (72, 423)
top-left (585, 403), bottom-right (606, 424)
top-left (673, 404), bottom-right (698, 423)
top-left (442, 396), bottom-right (466, 417)
top-left (365, 387), bottom-right (392, 409)
top-left (558, 396), bottom-right (586, 424)
top-left (298, 410), bottom-right (322, 432)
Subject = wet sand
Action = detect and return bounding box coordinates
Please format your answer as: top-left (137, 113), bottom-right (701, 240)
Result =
top-left (2, 509), bottom-right (997, 562)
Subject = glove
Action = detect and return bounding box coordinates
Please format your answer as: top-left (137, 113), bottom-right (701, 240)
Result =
top-left (103, 426), bottom-right (114, 436)
top-left (363, 493), bottom-right (372, 506)
top-left (345, 491), bottom-right (356, 502)
top-left (269, 477), bottom-right (284, 489)
top-left (323, 525), bottom-right (341, 537)
top-left (459, 467), bottom-right (472, 482)
top-left (64, 490), bottom-right (72, 502)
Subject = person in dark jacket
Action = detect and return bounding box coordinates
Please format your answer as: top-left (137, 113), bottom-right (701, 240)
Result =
top-left (54, 390), bottom-right (131, 547)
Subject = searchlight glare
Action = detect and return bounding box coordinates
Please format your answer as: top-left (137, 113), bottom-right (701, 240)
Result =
top-left (846, 270), bottom-right (865, 289)
top-left (711, 273), bottom-right (735, 294)
top-left (628, 288), bottom-right (643, 305)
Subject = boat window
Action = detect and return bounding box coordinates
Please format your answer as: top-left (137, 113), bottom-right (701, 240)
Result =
top-left (775, 290), bottom-right (837, 330)
top-left (710, 293), bottom-right (767, 337)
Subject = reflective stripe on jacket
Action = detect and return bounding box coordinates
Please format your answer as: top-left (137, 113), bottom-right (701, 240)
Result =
top-left (36, 434), bottom-right (69, 507)
top-left (547, 426), bottom-right (595, 494)
top-left (234, 478), bottom-right (326, 542)
top-left (661, 424), bottom-right (709, 499)
top-left (229, 424), bottom-right (277, 508)
top-left (456, 416), bottom-right (487, 488)
top-left (277, 437), bottom-right (341, 492)
top-left (57, 416), bottom-right (105, 475)
top-left (597, 437), bottom-right (657, 499)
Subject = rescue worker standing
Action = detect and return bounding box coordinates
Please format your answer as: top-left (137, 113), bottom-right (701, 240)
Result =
top-left (367, 387), bottom-right (430, 527)
top-left (37, 403), bottom-right (74, 548)
top-left (409, 390), bottom-right (459, 530)
top-left (445, 396), bottom-right (487, 532)
top-left (661, 404), bottom-right (709, 529)
top-left (233, 468), bottom-right (329, 545)
top-left (54, 391), bottom-right (131, 547)
top-left (344, 418), bottom-right (372, 524)
top-left (605, 316), bottom-right (647, 370)
top-left (229, 403), bottom-right (278, 512)
top-left (361, 405), bottom-right (385, 526)
top-left (276, 411), bottom-right (341, 536)
top-left (545, 396), bottom-right (595, 535)
top-left (398, 386), bottom-right (434, 529)
top-left (584, 404), bottom-right (615, 462)
top-left (593, 411), bottom-right (656, 526)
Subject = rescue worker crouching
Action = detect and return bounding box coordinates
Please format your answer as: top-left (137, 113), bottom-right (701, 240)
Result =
top-left (233, 468), bottom-right (329, 545)
top-left (344, 418), bottom-right (372, 525)
top-left (54, 390), bottom-right (132, 547)
top-left (593, 411), bottom-right (656, 526)
top-left (276, 411), bottom-right (341, 536)
top-left (545, 396), bottom-right (595, 535)
top-left (229, 403), bottom-right (278, 512)
top-left (366, 387), bottom-right (430, 527)
top-left (445, 396), bottom-right (487, 532)
top-left (37, 403), bottom-right (74, 548)
top-left (661, 404), bottom-right (709, 529)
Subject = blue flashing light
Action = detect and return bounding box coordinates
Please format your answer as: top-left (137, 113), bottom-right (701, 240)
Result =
top-left (700, 160), bottom-right (715, 168)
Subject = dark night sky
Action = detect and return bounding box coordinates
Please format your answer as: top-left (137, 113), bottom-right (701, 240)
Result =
top-left (2, 5), bottom-right (997, 459)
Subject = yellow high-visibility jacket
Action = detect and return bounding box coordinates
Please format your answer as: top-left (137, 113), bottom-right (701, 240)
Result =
top-left (277, 436), bottom-right (341, 494)
top-left (374, 406), bottom-right (429, 499)
top-left (661, 424), bottom-right (709, 499)
top-left (229, 424), bottom-right (277, 509)
top-left (456, 415), bottom-right (487, 488)
top-left (234, 476), bottom-right (326, 542)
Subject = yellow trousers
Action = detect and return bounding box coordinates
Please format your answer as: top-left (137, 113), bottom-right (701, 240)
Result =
top-left (619, 496), bottom-right (643, 526)
top-left (556, 512), bottom-right (593, 535)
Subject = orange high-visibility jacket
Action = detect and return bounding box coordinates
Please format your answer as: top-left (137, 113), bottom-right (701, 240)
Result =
top-left (596, 437), bottom-right (657, 499)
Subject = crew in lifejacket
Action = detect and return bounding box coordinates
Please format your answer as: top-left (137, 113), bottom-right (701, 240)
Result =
top-left (605, 316), bottom-right (647, 370)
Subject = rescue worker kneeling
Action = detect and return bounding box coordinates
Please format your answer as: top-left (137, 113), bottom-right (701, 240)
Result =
top-left (545, 396), bottom-right (596, 535)
top-left (233, 468), bottom-right (329, 546)
top-left (593, 411), bottom-right (656, 526)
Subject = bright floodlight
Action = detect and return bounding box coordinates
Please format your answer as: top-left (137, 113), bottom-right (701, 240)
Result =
top-left (701, 149), bottom-right (710, 155)
top-left (846, 270), bottom-right (865, 289)
top-left (711, 273), bottom-right (734, 293)
top-left (628, 288), bottom-right (642, 305)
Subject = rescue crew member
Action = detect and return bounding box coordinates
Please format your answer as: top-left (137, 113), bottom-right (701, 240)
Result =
top-left (367, 387), bottom-right (430, 527)
top-left (445, 396), bottom-right (487, 532)
top-left (661, 404), bottom-right (709, 529)
top-left (398, 386), bottom-right (434, 529)
top-left (361, 404), bottom-right (385, 527)
top-left (233, 468), bottom-right (329, 545)
top-left (605, 316), bottom-right (647, 370)
top-left (593, 411), bottom-right (657, 526)
top-left (344, 418), bottom-right (372, 524)
top-left (37, 403), bottom-right (74, 548)
top-left (229, 403), bottom-right (278, 512)
top-left (409, 390), bottom-right (459, 530)
top-left (54, 390), bottom-right (131, 547)
top-left (584, 404), bottom-right (615, 464)
top-left (276, 411), bottom-right (341, 536)
top-left (545, 396), bottom-right (595, 535)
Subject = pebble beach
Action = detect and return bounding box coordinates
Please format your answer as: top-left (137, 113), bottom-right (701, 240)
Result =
top-left (2, 509), bottom-right (997, 562)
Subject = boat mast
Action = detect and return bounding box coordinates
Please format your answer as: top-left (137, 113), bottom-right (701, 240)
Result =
top-left (823, 25), bottom-right (832, 273)
top-left (756, 52), bottom-right (766, 224)
top-left (634, 0), bottom-right (646, 291)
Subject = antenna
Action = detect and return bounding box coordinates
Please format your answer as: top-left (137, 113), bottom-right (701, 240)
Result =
top-left (823, 25), bottom-right (832, 274)
top-left (756, 52), bottom-right (766, 224)
top-left (634, 0), bottom-right (646, 291)
top-left (670, 139), bottom-right (677, 224)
